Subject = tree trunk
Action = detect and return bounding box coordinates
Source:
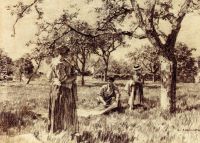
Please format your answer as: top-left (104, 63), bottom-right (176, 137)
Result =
top-left (26, 60), bottom-right (41, 84)
top-left (81, 74), bottom-right (85, 86)
top-left (101, 72), bottom-right (103, 81)
top-left (152, 73), bottom-right (156, 82)
top-left (104, 64), bottom-right (108, 81)
top-left (80, 60), bottom-right (86, 86)
top-left (19, 72), bottom-right (22, 82)
top-left (103, 58), bottom-right (109, 81)
top-left (92, 66), bottom-right (95, 78)
top-left (160, 56), bottom-right (177, 113)
top-left (26, 73), bottom-right (35, 84)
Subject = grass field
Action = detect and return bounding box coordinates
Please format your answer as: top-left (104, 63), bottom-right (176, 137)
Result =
top-left (0, 76), bottom-right (200, 143)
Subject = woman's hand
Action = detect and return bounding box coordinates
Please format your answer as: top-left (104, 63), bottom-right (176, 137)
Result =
top-left (53, 78), bottom-right (61, 86)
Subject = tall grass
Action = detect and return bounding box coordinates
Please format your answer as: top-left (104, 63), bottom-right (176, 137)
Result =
top-left (1, 79), bottom-right (200, 142)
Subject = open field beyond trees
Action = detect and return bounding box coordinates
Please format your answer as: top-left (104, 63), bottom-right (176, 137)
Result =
top-left (0, 77), bottom-right (200, 143)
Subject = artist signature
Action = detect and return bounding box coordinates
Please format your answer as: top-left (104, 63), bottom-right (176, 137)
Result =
top-left (178, 129), bottom-right (200, 132)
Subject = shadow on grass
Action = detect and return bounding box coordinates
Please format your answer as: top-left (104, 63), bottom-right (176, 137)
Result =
top-left (185, 104), bottom-right (200, 111)
top-left (110, 97), bottom-right (158, 114)
top-left (77, 130), bottom-right (132, 143)
top-left (0, 107), bottom-right (42, 134)
top-left (81, 82), bottom-right (105, 88)
top-left (176, 104), bottom-right (200, 113)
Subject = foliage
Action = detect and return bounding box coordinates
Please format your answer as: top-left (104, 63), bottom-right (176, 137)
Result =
top-left (67, 22), bottom-right (93, 85)
top-left (91, 58), bottom-right (133, 79)
top-left (25, 47), bottom-right (47, 84)
top-left (127, 45), bottom-right (160, 81)
top-left (14, 57), bottom-right (34, 81)
top-left (0, 49), bottom-right (14, 78)
top-left (94, 0), bottom-right (200, 112)
top-left (92, 33), bottom-right (127, 81)
top-left (109, 59), bottom-right (132, 74)
top-left (7, 0), bottom-right (200, 112)
top-left (127, 43), bottom-right (198, 82)
top-left (175, 43), bottom-right (198, 82)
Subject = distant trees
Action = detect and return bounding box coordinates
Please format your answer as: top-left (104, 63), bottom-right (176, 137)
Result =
top-left (128, 0), bottom-right (200, 112)
top-left (68, 22), bottom-right (93, 86)
top-left (8, 0), bottom-right (200, 113)
top-left (26, 47), bottom-right (46, 84)
top-left (127, 45), bottom-right (160, 82)
top-left (92, 57), bottom-right (132, 80)
top-left (89, 0), bottom-right (200, 112)
top-left (93, 33), bottom-right (126, 81)
top-left (127, 43), bottom-right (197, 83)
top-left (175, 43), bottom-right (197, 82)
top-left (8, 0), bottom-right (130, 83)
top-left (0, 49), bottom-right (14, 79)
top-left (90, 58), bottom-right (105, 80)
top-left (109, 59), bottom-right (132, 76)
top-left (14, 57), bottom-right (34, 82)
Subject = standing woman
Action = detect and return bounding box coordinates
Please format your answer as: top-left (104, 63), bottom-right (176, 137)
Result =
top-left (125, 64), bottom-right (144, 110)
top-left (47, 46), bottom-right (78, 134)
top-left (132, 65), bottom-right (144, 106)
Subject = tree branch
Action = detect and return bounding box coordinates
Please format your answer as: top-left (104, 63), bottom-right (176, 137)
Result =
top-left (146, 0), bottom-right (164, 48)
top-left (97, 6), bottom-right (133, 31)
top-left (177, 0), bottom-right (192, 21)
top-left (141, 60), bottom-right (152, 72)
top-left (130, 0), bottom-right (163, 47)
top-left (165, 0), bottom-right (192, 51)
top-left (130, 0), bottom-right (146, 27)
top-left (47, 29), bottom-right (71, 49)
top-left (12, 0), bottom-right (39, 36)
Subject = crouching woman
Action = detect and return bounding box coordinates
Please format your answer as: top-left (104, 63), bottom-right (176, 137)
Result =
top-left (97, 77), bottom-right (121, 113)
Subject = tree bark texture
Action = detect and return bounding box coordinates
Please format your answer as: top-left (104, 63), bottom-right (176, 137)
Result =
top-left (81, 61), bottom-right (85, 86)
top-left (81, 74), bottom-right (85, 86)
top-left (152, 73), bottom-right (156, 82)
top-left (160, 56), bottom-right (177, 113)
top-left (26, 60), bottom-right (41, 84)
top-left (103, 58), bottom-right (109, 81)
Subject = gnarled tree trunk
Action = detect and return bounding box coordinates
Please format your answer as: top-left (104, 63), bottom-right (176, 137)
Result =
top-left (104, 63), bottom-right (108, 81)
top-left (160, 56), bottom-right (177, 113)
top-left (103, 56), bottom-right (109, 81)
top-left (81, 74), bottom-right (85, 86)
top-left (81, 62), bottom-right (85, 86)
top-left (152, 73), bottom-right (156, 82)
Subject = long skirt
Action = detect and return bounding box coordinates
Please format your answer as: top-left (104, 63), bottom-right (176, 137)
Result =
top-left (128, 82), bottom-right (144, 108)
top-left (133, 82), bottom-right (144, 104)
top-left (48, 83), bottom-right (78, 134)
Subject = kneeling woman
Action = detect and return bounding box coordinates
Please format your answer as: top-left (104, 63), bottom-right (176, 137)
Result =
top-left (97, 77), bottom-right (121, 113)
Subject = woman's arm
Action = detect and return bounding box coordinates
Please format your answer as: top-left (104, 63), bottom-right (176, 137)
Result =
top-left (47, 65), bottom-right (61, 86)
top-left (56, 63), bottom-right (77, 83)
top-left (47, 64), bottom-right (56, 82)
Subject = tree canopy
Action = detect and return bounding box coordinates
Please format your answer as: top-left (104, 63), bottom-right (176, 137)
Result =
top-left (7, 0), bottom-right (200, 112)
top-left (0, 49), bottom-right (14, 79)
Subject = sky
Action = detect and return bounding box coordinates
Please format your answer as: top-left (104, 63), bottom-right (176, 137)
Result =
top-left (0, 0), bottom-right (200, 61)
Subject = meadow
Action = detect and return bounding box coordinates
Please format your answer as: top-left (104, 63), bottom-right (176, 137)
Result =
top-left (0, 77), bottom-right (200, 143)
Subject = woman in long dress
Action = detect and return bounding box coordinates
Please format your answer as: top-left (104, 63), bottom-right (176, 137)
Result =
top-left (125, 64), bottom-right (144, 110)
top-left (47, 46), bottom-right (78, 134)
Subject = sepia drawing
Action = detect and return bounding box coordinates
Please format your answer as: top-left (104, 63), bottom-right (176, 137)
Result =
top-left (0, 0), bottom-right (200, 142)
